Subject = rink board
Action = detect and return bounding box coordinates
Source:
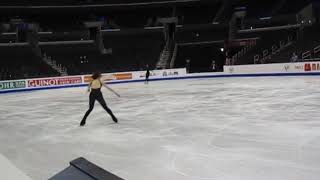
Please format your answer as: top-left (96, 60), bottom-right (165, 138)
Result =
top-left (1, 61), bottom-right (320, 94)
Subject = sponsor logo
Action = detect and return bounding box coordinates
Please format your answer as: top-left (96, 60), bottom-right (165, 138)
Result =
top-left (28, 77), bottom-right (82, 87)
top-left (305, 63), bottom-right (311, 71)
top-left (162, 71), bottom-right (179, 77)
top-left (166, 71), bottom-right (179, 76)
top-left (304, 63), bottom-right (320, 72)
top-left (294, 65), bottom-right (304, 70)
top-left (163, 71), bottom-right (168, 76)
top-left (115, 73), bottom-right (132, 80)
top-left (84, 76), bottom-right (93, 83)
top-left (139, 71), bottom-right (179, 78)
top-left (139, 72), bottom-right (157, 78)
top-left (0, 80), bottom-right (26, 90)
top-left (228, 67), bottom-right (234, 73)
top-left (284, 65), bottom-right (290, 71)
top-left (84, 73), bottom-right (132, 83)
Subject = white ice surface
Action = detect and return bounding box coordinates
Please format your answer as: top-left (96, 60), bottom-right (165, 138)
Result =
top-left (0, 154), bottom-right (32, 180)
top-left (0, 77), bottom-right (320, 180)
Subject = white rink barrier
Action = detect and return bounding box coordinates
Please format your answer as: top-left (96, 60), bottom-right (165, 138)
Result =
top-left (1, 62), bottom-right (320, 94)
top-left (0, 68), bottom-right (187, 93)
top-left (224, 61), bottom-right (320, 74)
top-left (0, 154), bottom-right (33, 180)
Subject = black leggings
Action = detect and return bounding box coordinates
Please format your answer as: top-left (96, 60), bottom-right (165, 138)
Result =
top-left (145, 74), bottom-right (150, 83)
top-left (81, 89), bottom-right (116, 122)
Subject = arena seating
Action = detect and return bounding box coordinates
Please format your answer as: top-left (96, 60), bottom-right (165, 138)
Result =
top-left (269, 25), bottom-right (320, 62)
top-left (277, 0), bottom-right (310, 15)
top-left (0, 46), bottom-right (58, 80)
top-left (40, 33), bottom-right (163, 75)
top-left (0, 0), bottom-right (318, 80)
top-left (234, 29), bottom-right (297, 65)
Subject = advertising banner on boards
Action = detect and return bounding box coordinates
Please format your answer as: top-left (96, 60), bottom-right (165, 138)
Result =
top-left (83, 73), bottom-right (133, 83)
top-left (134, 68), bottom-right (186, 80)
top-left (224, 62), bottom-right (320, 74)
top-left (0, 80), bottom-right (26, 90)
top-left (28, 77), bottom-right (82, 87)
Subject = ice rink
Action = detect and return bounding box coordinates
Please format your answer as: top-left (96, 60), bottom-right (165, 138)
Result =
top-left (1, 76), bottom-right (320, 180)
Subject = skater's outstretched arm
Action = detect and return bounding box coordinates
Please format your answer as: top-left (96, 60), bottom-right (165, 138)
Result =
top-left (104, 84), bottom-right (121, 97)
top-left (87, 82), bottom-right (92, 92)
top-left (101, 80), bottom-right (120, 97)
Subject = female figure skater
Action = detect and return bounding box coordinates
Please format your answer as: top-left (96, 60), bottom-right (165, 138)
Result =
top-left (80, 72), bottom-right (120, 126)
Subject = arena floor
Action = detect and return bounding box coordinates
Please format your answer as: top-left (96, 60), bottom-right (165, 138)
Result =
top-left (0, 77), bottom-right (320, 180)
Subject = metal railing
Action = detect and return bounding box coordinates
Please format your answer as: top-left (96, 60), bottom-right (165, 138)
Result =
top-left (314, 45), bottom-right (320, 57)
top-left (231, 40), bottom-right (257, 65)
top-left (302, 51), bottom-right (312, 60)
top-left (169, 44), bottom-right (178, 68)
top-left (254, 55), bottom-right (260, 64)
top-left (300, 58), bottom-right (320, 61)
top-left (43, 55), bottom-right (68, 76)
top-left (156, 49), bottom-right (171, 69)
top-left (253, 35), bottom-right (295, 64)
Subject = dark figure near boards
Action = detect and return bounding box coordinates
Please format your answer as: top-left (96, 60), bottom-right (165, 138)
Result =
top-left (145, 64), bottom-right (150, 84)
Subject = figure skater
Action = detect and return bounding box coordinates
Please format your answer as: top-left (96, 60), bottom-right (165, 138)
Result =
top-left (145, 64), bottom-right (150, 84)
top-left (80, 72), bottom-right (120, 126)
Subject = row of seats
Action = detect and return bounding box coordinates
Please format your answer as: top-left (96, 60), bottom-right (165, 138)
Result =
top-left (269, 25), bottom-right (320, 63)
top-left (40, 33), bottom-right (163, 75)
top-left (234, 0), bottom-right (310, 18)
top-left (234, 29), bottom-right (297, 65)
top-left (232, 24), bottom-right (320, 65)
top-left (0, 46), bottom-right (59, 80)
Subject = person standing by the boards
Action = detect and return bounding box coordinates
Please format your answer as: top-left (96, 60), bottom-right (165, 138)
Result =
top-left (145, 64), bottom-right (150, 84)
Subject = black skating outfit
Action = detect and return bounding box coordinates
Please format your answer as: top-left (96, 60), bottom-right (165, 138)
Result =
top-left (80, 80), bottom-right (118, 126)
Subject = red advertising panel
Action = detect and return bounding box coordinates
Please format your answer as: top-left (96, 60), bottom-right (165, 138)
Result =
top-left (28, 77), bottom-right (82, 87)
top-left (84, 73), bottom-right (132, 83)
top-left (304, 63), bottom-right (320, 72)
